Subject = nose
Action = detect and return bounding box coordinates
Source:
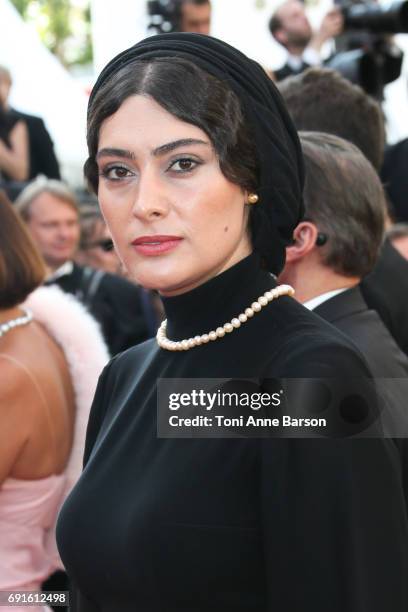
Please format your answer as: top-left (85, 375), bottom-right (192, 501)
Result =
top-left (58, 226), bottom-right (73, 241)
top-left (131, 169), bottom-right (170, 222)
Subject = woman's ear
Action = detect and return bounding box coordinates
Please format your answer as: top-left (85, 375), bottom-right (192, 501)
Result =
top-left (285, 221), bottom-right (319, 263)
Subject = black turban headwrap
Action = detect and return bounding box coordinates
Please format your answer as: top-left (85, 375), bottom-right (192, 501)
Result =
top-left (89, 33), bottom-right (304, 275)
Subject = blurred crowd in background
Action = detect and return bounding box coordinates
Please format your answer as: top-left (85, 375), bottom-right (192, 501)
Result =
top-left (1, 0), bottom-right (408, 608)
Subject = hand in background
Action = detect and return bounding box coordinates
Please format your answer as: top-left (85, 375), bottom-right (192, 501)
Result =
top-left (310, 8), bottom-right (344, 52)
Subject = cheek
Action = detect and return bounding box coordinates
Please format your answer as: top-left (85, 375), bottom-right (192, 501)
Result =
top-left (104, 251), bottom-right (118, 264)
top-left (190, 182), bottom-right (244, 229)
top-left (98, 195), bottom-right (123, 235)
top-left (183, 192), bottom-right (246, 256)
top-left (41, 231), bottom-right (54, 245)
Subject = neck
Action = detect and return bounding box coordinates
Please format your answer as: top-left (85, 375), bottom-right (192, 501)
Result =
top-left (285, 43), bottom-right (306, 57)
top-left (281, 263), bottom-right (360, 304)
top-left (161, 252), bottom-right (277, 340)
top-left (47, 264), bottom-right (60, 275)
top-left (46, 260), bottom-right (69, 276)
top-left (160, 241), bottom-right (252, 297)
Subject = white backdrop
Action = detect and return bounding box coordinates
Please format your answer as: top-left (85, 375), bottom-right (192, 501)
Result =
top-left (1, 0), bottom-right (407, 186)
top-left (90, 0), bottom-right (408, 144)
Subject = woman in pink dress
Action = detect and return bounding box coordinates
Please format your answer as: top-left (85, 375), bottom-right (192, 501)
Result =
top-left (0, 191), bottom-right (109, 611)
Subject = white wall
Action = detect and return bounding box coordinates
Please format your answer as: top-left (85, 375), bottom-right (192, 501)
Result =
top-left (90, 0), bottom-right (408, 142)
top-left (90, 0), bottom-right (148, 74)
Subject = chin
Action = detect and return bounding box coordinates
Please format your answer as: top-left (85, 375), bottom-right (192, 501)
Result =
top-left (126, 268), bottom-right (174, 292)
top-left (125, 259), bottom-right (188, 292)
top-left (130, 267), bottom-right (199, 295)
top-left (140, 277), bottom-right (184, 294)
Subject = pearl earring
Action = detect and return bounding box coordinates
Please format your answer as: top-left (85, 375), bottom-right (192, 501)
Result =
top-left (247, 193), bottom-right (259, 205)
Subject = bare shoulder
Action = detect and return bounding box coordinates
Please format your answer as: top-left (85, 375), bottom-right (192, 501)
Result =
top-left (10, 119), bottom-right (28, 140)
top-left (0, 354), bottom-right (39, 483)
top-left (0, 354), bottom-right (41, 415)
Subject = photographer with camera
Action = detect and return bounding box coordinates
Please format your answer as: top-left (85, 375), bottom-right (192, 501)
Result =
top-left (271, 0), bottom-right (407, 97)
top-left (269, 0), bottom-right (343, 81)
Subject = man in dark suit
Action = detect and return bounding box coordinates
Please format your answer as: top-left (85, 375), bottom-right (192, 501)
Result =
top-left (279, 132), bottom-right (408, 445)
top-left (15, 177), bottom-right (153, 355)
top-left (381, 137), bottom-right (408, 222)
top-left (279, 67), bottom-right (408, 356)
top-left (0, 65), bottom-right (60, 180)
top-left (269, 0), bottom-right (343, 81)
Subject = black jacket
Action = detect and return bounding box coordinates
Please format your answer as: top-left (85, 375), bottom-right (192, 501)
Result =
top-left (274, 60), bottom-right (311, 81)
top-left (361, 239), bottom-right (408, 356)
top-left (314, 285), bottom-right (408, 505)
top-left (57, 254), bottom-right (408, 611)
top-left (48, 263), bottom-right (152, 355)
top-left (9, 108), bottom-right (60, 180)
top-left (314, 285), bottom-right (408, 378)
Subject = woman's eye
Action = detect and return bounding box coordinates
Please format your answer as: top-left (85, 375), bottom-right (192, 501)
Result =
top-left (100, 166), bottom-right (133, 181)
top-left (169, 158), bottom-right (199, 173)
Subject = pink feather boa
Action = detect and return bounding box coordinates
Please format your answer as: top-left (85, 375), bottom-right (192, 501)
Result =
top-left (24, 285), bottom-right (110, 495)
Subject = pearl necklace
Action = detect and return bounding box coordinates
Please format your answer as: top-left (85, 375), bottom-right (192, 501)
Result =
top-left (0, 308), bottom-right (33, 338)
top-left (157, 284), bottom-right (295, 351)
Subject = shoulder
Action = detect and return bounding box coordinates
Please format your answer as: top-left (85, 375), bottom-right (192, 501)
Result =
top-left (102, 338), bottom-right (158, 381)
top-left (264, 294), bottom-right (351, 346)
top-left (0, 354), bottom-right (31, 398)
top-left (2, 110), bottom-right (24, 133)
top-left (0, 354), bottom-right (40, 423)
top-left (82, 340), bottom-right (157, 465)
top-left (10, 109), bottom-right (43, 127)
top-left (96, 273), bottom-right (146, 320)
top-left (86, 338), bottom-right (157, 401)
top-left (25, 286), bottom-right (110, 410)
top-left (274, 63), bottom-right (293, 81)
top-left (262, 296), bottom-right (371, 378)
top-left (99, 271), bottom-right (142, 297)
top-left (25, 285), bottom-right (108, 356)
top-left (0, 355), bottom-right (39, 483)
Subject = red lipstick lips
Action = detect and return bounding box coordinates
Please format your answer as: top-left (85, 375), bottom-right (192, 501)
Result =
top-left (131, 235), bottom-right (183, 256)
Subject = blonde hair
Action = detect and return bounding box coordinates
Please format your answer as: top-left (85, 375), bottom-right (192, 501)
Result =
top-left (15, 176), bottom-right (79, 221)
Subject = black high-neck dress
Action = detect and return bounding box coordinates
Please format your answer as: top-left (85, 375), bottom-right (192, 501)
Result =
top-left (56, 253), bottom-right (408, 612)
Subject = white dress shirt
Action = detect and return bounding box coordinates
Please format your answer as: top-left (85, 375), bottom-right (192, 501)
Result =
top-left (303, 288), bottom-right (349, 311)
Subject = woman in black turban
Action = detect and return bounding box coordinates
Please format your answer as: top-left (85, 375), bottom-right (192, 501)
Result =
top-left (57, 34), bottom-right (408, 611)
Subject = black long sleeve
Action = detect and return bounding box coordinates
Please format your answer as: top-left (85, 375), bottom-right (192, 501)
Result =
top-left (57, 253), bottom-right (408, 611)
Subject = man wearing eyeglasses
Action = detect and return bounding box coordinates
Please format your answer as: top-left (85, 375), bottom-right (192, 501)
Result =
top-left (76, 204), bottom-right (123, 276)
top-left (76, 204), bottom-right (163, 337)
top-left (15, 177), bottom-right (154, 355)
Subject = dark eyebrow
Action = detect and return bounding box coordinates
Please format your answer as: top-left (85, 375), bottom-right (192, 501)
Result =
top-left (96, 148), bottom-right (135, 161)
top-left (96, 139), bottom-right (209, 162)
top-left (152, 138), bottom-right (209, 157)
